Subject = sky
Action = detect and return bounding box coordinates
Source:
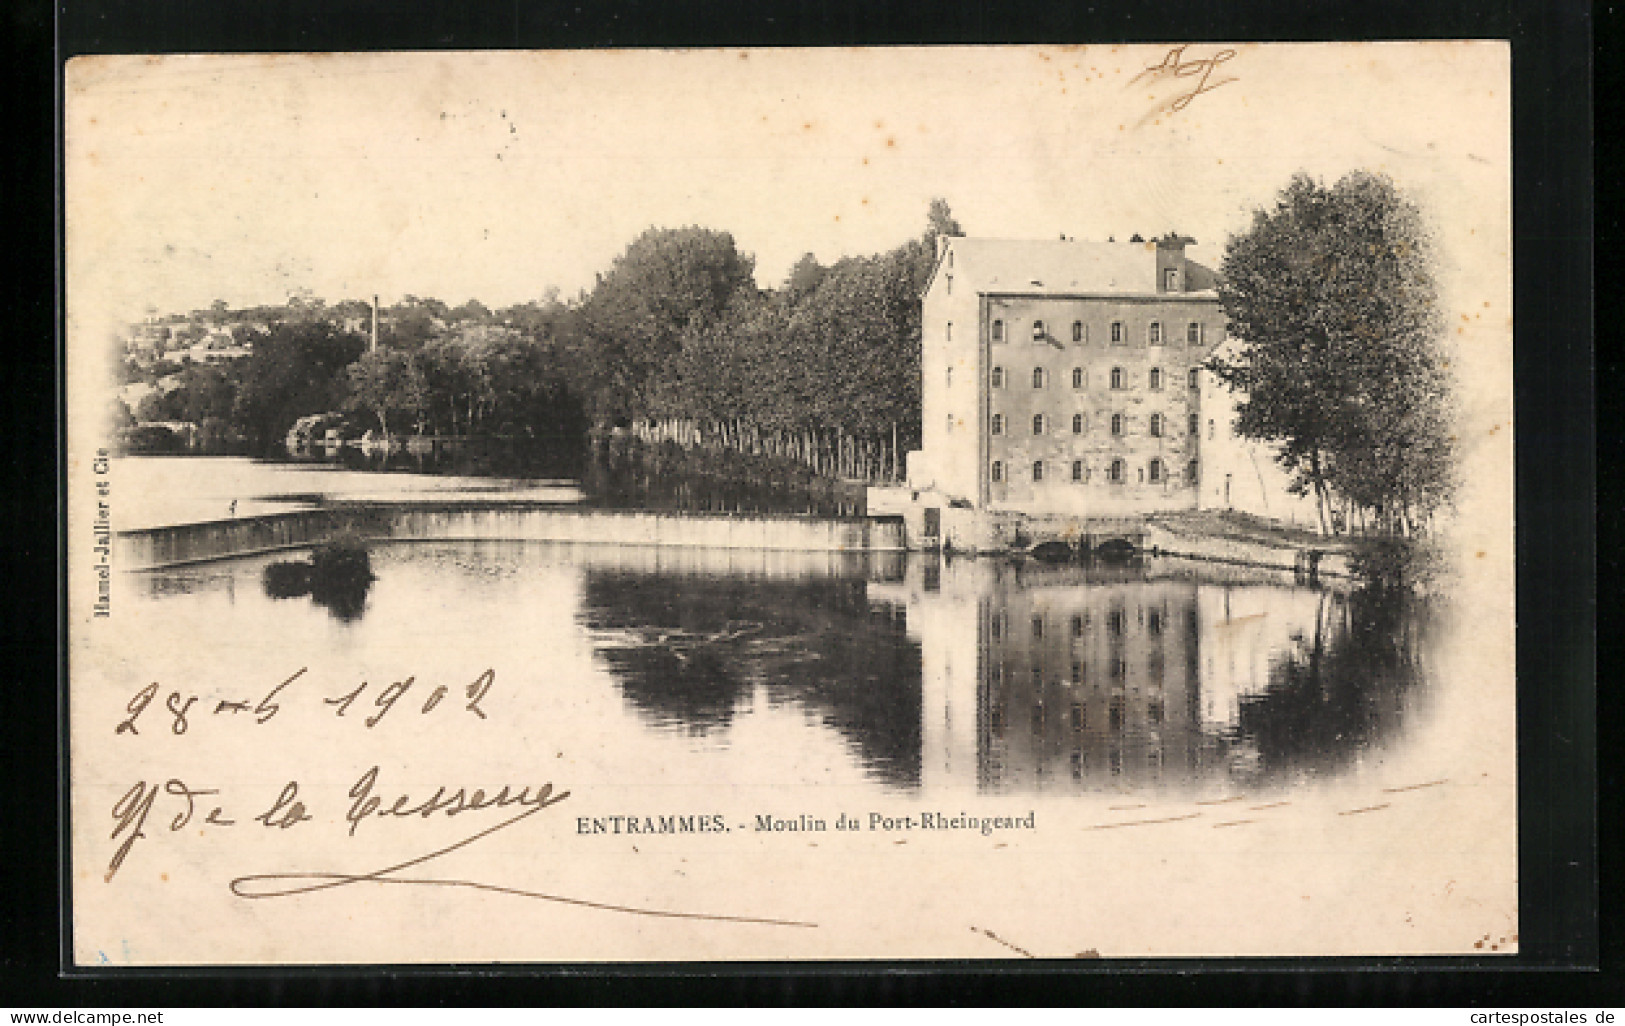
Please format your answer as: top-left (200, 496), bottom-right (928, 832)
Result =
top-left (65, 44), bottom-right (1509, 324)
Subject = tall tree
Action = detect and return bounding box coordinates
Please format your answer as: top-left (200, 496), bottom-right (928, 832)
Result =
top-left (1210, 171), bottom-right (1454, 534)
top-left (232, 320), bottom-right (366, 454)
top-left (925, 197), bottom-right (964, 243)
top-left (345, 347), bottom-right (424, 437)
top-left (578, 226), bottom-right (756, 424)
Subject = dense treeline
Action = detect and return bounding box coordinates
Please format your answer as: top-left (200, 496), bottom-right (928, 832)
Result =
top-left (121, 200), bottom-right (959, 482)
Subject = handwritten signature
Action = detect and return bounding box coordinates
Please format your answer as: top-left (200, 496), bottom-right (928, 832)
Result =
top-left (1128, 44), bottom-right (1238, 117)
top-left (107, 767), bottom-right (816, 929)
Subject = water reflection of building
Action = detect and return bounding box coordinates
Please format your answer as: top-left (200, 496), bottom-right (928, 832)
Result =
top-left (874, 559), bottom-right (1212, 793)
top-left (870, 557), bottom-right (1418, 795)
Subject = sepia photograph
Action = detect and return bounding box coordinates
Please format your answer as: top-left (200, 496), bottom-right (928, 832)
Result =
top-left (63, 42), bottom-right (1517, 964)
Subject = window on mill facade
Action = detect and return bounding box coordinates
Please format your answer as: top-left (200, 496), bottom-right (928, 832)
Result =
top-left (1032, 461), bottom-right (1044, 482)
top-left (1032, 414), bottom-right (1045, 435)
top-left (1149, 458), bottom-right (1164, 483)
top-left (1072, 321), bottom-right (1084, 343)
top-left (992, 319), bottom-right (1005, 343)
top-left (1149, 367), bottom-right (1163, 390)
top-left (992, 366), bottom-right (1004, 388)
top-left (1110, 321), bottom-right (1124, 344)
top-left (1149, 321), bottom-right (1163, 345)
top-left (1109, 459), bottom-right (1125, 483)
top-left (1110, 367), bottom-right (1125, 389)
top-left (991, 414), bottom-right (1003, 435)
top-left (1072, 367), bottom-right (1084, 389)
top-left (1150, 413), bottom-right (1163, 438)
top-left (1187, 322), bottom-right (1202, 345)
top-left (1032, 367), bottom-right (1046, 389)
top-left (991, 461), bottom-right (1003, 482)
top-left (1111, 414), bottom-right (1124, 436)
top-left (1072, 413), bottom-right (1084, 434)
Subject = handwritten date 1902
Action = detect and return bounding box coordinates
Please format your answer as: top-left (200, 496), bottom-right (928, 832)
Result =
top-left (115, 667), bottom-right (496, 736)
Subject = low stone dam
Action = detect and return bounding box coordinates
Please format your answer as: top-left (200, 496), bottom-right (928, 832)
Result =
top-left (119, 503), bottom-right (908, 571)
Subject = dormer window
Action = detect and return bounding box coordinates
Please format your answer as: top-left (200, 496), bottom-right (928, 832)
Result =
top-left (1165, 268), bottom-right (1179, 291)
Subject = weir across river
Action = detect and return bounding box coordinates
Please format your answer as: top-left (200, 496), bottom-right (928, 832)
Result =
top-left (119, 503), bottom-right (908, 571)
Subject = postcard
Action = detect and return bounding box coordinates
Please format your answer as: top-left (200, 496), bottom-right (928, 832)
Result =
top-left (64, 43), bottom-right (1515, 964)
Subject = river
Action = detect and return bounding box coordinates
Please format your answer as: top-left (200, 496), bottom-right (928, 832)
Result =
top-left (108, 456), bottom-right (1453, 800)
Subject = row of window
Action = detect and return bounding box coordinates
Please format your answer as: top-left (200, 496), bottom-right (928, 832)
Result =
top-left (985, 366), bottom-right (1201, 390)
top-left (984, 411), bottom-right (1200, 437)
top-left (977, 319), bottom-right (1205, 346)
top-left (990, 607), bottom-right (1171, 640)
top-left (990, 458), bottom-right (1197, 484)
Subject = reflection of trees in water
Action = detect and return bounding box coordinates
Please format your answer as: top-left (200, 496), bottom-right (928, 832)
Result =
top-left (1230, 588), bottom-right (1432, 781)
top-left (582, 572), bottom-right (921, 786)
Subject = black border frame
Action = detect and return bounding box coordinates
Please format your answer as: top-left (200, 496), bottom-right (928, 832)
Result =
top-left (5, 0), bottom-right (1603, 1006)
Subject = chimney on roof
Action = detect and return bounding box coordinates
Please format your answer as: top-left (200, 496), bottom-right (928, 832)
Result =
top-left (1129, 233), bottom-right (1145, 243)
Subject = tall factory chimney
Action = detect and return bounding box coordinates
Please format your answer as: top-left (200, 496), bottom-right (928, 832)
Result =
top-left (371, 295), bottom-right (379, 352)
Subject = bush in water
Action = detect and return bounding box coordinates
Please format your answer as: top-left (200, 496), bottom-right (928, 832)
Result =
top-left (262, 536), bottom-right (376, 619)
